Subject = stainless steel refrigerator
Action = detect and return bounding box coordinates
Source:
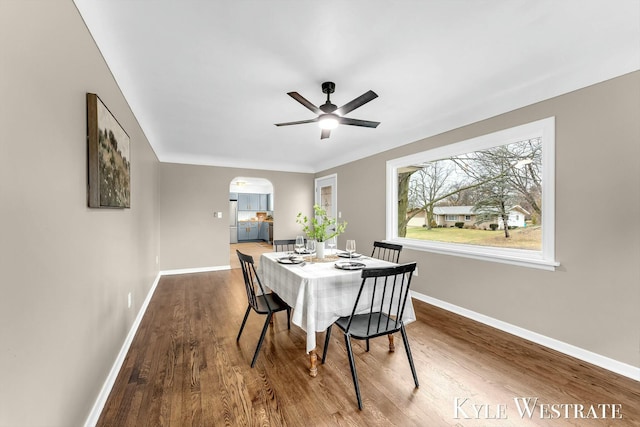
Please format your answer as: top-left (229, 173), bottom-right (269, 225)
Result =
top-left (229, 200), bottom-right (238, 243)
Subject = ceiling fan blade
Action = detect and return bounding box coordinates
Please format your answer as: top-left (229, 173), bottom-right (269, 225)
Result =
top-left (335, 90), bottom-right (378, 116)
top-left (339, 117), bottom-right (380, 128)
top-left (320, 128), bottom-right (331, 139)
top-left (288, 92), bottom-right (322, 114)
top-left (274, 118), bottom-right (319, 127)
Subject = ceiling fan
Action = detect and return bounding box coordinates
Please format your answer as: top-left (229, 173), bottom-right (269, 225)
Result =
top-left (275, 81), bottom-right (380, 139)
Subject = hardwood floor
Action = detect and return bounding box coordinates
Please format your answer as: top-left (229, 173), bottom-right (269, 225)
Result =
top-left (230, 241), bottom-right (273, 269)
top-left (96, 269), bottom-right (640, 426)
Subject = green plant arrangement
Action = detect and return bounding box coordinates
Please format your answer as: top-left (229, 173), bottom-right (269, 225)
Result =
top-left (296, 204), bottom-right (347, 242)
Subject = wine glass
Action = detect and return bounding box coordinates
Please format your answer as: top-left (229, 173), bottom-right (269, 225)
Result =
top-left (306, 239), bottom-right (316, 262)
top-left (295, 235), bottom-right (305, 254)
top-left (346, 240), bottom-right (356, 260)
top-left (327, 237), bottom-right (336, 256)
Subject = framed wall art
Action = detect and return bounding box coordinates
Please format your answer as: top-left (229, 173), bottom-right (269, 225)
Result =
top-left (87, 93), bottom-right (131, 208)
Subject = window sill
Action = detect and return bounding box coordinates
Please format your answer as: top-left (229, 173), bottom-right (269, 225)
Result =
top-left (394, 238), bottom-right (559, 271)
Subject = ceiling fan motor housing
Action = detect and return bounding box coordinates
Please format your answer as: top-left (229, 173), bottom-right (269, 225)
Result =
top-left (320, 103), bottom-right (337, 113)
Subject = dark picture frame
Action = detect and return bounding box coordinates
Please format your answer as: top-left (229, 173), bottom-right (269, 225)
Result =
top-left (87, 93), bottom-right (131, 208)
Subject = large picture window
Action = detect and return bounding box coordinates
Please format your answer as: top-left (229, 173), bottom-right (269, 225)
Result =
top-left (386, 117), bottom-right (558, 270)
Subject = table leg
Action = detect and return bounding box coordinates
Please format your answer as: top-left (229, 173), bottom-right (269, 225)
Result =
top-left (309, 349), bottom-right (318, 377)
top-left (388, 334), bottom-right (395, 352)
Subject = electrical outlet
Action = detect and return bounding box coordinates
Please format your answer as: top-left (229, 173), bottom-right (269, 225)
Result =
top-left (414, 266), bottom-right (419, 277)
top-left (217, 211), bottom-right (222, 218)
top-left (127, 292), bottom-right (132, 308)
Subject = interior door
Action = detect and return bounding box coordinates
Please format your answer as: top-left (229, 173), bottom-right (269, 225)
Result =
top-left (315, 173), bottom-right (338, 226)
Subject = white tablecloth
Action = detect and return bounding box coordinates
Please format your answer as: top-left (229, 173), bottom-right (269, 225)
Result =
top-left (259, 252), bottom-right (416, 353)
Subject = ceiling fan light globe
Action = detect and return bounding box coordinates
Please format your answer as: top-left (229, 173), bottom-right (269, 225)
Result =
top-left (318, 115), bottom-right (339, 130)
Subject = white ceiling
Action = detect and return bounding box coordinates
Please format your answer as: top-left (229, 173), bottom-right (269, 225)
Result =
top-left (73, 0), bottom-right (639, 174)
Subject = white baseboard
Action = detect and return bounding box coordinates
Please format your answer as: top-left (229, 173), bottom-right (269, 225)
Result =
top-left (84, 266), bottom-right (232, 426)
top-left (84, 273), bottom-right (162, 427)
top-left (159, 265), bottom-right (230, 276)
top-left (411, 291), bottom-right (640, 382)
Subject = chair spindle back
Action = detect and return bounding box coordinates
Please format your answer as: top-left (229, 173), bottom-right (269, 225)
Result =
top-left (273, 239), bottom-right (297, 252)
top-left (345, 262), bottom-right (416, 337)
top-left (371, 241), bottom-right (403, 263)
top-left (236, 250), bottom-right (271, 312)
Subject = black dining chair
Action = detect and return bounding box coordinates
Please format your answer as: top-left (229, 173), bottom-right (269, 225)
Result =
top-left (321, 262), bottom-right (419, 410)
top-left (365, 242), bottom-right (403, 352)
top-left (236, 250), bottom-right (291, 367)
top-left (273, 239), bottom-right (297, 252)
top-left (371, 241), bottom-right (403, 263)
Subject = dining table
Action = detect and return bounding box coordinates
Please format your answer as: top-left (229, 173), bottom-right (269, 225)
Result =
top-left (259, 250), bottom-right (416, 377)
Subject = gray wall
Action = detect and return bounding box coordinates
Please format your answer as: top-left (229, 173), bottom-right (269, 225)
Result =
top-left (1, 1), bottom-right (160, 426)
top-left (159, 163), bottom-right (314, 270)
top-left (320, 71), bottom-right (640, 369)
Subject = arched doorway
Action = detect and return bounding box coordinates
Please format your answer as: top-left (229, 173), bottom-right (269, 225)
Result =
top-left (229, 177), bottom-right (274, 268)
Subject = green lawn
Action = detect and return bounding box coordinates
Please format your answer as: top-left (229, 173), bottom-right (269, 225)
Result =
top-left (405, 225), bottom-right (542, 250)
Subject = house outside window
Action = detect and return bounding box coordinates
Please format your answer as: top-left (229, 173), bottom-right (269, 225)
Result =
top-left (386, 117), bottom-right (557, 270)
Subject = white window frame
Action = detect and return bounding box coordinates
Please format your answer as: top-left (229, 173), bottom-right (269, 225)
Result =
top-left (386, 117), bottom-right (558, 271)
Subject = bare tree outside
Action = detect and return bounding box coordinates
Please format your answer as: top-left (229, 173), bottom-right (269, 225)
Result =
top-left (408, 160), bottom-right (457, 229)
top-left (397, 138), bottom-right (543, 249)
